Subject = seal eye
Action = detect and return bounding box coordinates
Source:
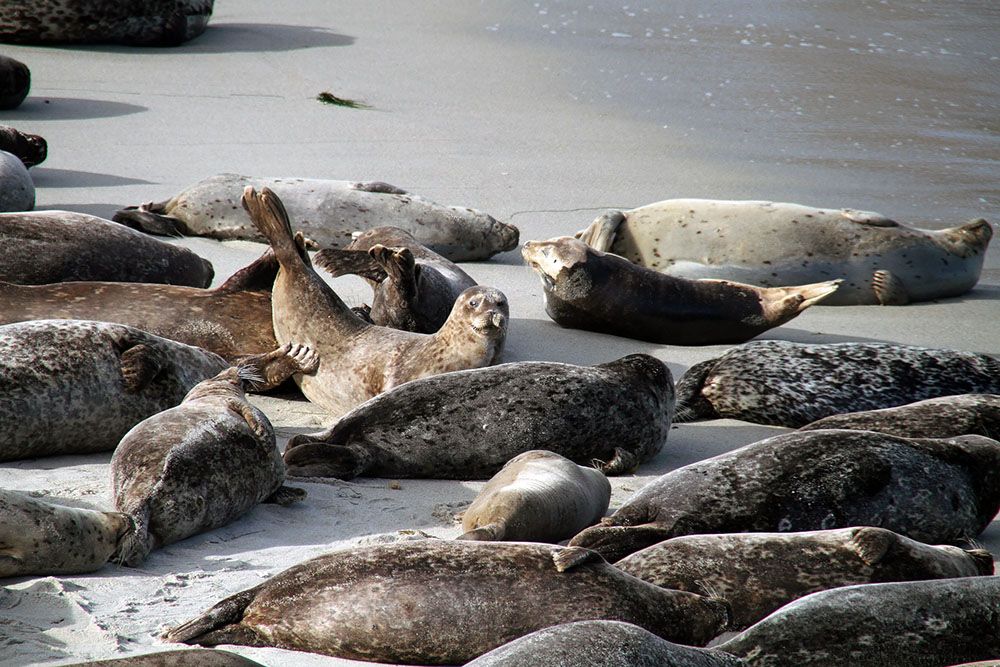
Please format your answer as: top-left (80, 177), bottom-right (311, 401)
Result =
top-left (469, 298), bottom-right (480, 308)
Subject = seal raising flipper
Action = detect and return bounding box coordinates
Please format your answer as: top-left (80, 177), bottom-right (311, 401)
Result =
top-left (575, 210), bottom-right (626, 252)
top-left (238, 342), bottom-right (319, 392)
top-left (872, 269), bottom-right (910, 305)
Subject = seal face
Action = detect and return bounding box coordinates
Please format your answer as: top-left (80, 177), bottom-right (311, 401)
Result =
top-left (0, 150), bottom-right (34, 212)
top-left (577, 199), bottom-right (993, 305)
top-left (282, 354), bottom-right (674, 480)
top-left (163, 540), bottom-right (730, 664)
top-left (0, 125), bottom-right (46, 167)
top-left (521, 237), bottom-right (839, 345)
top-left (568, 430), bottom-right (1000, 562)
top-left (0, 55), bottom-right (29, 110)
top-left (674, 340), bottom-right (1000, 427)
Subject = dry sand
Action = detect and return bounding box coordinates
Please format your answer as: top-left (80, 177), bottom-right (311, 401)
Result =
top-left (1, 1), bottom-right (998, 664)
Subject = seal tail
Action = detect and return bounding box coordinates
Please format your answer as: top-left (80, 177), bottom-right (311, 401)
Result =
top-left (241, 186), bottom-right (301, 268)
top-left (162, 587), bottom-right (263, 646)
top-left (673, 358), bottom-right (722, 422)
top-left (113, 201), bottom-right (186, 237)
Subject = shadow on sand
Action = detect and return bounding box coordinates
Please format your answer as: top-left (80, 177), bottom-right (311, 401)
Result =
top-left (36, 203), bottom-right (125, 219)
top-left (4, 97), bottom-right (147, 120)
top-left (31, 169), bottom-right (154, 189)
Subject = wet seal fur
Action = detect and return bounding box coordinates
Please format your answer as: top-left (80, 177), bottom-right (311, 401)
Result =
top-left (112, 365), bottom-right (308, 566)
top-left (282, 354), bottom-right (673, 479)
top-left (163, 540), bottom-right (730, 664)
top-left (0, 149), bottom-right (34, 212)
top-left (0, 125), bottom-right (45, 167)
top-left (458, 450), bottom-right (612, 542)
top-left (115, 174), bottom-right (519, 261)
top-left (577, 199), bottom-right (993, 305)
top-left (522, 237), bottom-right (839, 345)
top-left (615, 526), bottom-right (994, 630)
top-left (0, 210), bottom-right (213, 286)
top-left (62, 649), bottom-right (264, 666)
top-left (0, 489), bottom-right (132, 578)
top-left (242, 186), bottom-right (508, 417)
top-left (716, 576), bottom-right (1000, 667)
top-left (0, 54), bottom-right (29, 109)
top-left (568, 430), bottom-right (1000, 562)
top-left (675, 341), bottom-right (1000, 427)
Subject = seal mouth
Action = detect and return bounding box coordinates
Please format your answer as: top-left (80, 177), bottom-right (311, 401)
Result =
top-left (472, 311), bottom-right (506, 335)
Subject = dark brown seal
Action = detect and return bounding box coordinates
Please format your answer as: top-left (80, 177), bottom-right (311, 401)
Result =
top-left (0, 125), bottom-right (45, 167)
top-left (0, 55), bottom-right (29, 110)
top-left (521, 237), bottom-right (840, 345)
top-left (163, 540), bottom-right (730, 664)
top-left (799, 394), bottom-right (1000, 439)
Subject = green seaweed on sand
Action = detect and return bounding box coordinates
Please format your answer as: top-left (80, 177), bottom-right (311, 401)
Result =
top-left (316, 92), bottom-right (371, 109)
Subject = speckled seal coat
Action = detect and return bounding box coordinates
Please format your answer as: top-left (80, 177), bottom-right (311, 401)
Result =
top-left (163, 541), bottom-right (730, 664)
top-left (115, 174), bottom-right (519, 261)
top-left (568, 430), bottom-right (1000, 562)
top-left (111, 367), bottom-right (305, 566)
top-left (675, 341), bottom-right (1000, 427)
top-left (282, 354), bottom-right (674, 480)
top-left (616, 527), bottom-right (994, 630)
top-left (800, 394), bottom-right (1000, 439)
top-left (716, 576), bottom-right (1000, 667)
top-left (521, 237), bottom-right (839, 345)
top-left (0, 489), bottom-right (132, 578)
top-left (0, 125), bottom-right (45, 167)
top-left (577, 199), bottom-right (993, 305)
top-left (0, 210), bottom-right (213, 286)
top-left (0, 55), bottom-right (29, 110)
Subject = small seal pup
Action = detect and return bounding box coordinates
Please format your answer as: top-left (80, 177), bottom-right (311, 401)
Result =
top-left (282, 354), bottom-right (673, 479)
top-left (0, 125), bottom-right (46, 167)
top-left (615, 527), bottom-right (994, 630)
top-left (163, 541), bottom-right (730, 663)
top-left (62, 649), bottom-right (264, 666)
top-left (458, 450), bottom-right (612, 542)
top-left (568, 430), bottom-right (1000, 562)
top-left (0, 149), bottom-right (34, 212)
top-left (0, 54), bottom-right (29, 110)
top-left (799, 394), bottom-right (1000, 439)
top-left (522, 237), bottom-right (840, 345)
top-left (716, 576), bottom-right (1000, 667)
top-left (115, 173), bottom-right (519, 261)
top-left (242, 185), bottom-right (508, 417)
top-left (675, 340), bottom-right (1000, 427)
top-left (0, 210), bottom-right (213, 286)
top-left (111, 365), bottom-right (307, 566)
top-left (577, 199), bottom-right (994, 305)
top-left (0, 489), bottom-right (132, 577)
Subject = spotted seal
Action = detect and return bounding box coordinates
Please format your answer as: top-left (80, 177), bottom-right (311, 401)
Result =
top-left (163, 540), bottom-right (730, 663)
top-left (799, 394), bottom-right (1000, 439)
top-left (282, 354), bottom-right (673, 479)
top-left (114, 174), bottom-right (519, 261)
top-left (0, 125), bottom-right (45, 167)
top-left (577, 199), bottom-right (993, 305)
top-left (0, 149), bottom-right (33, 212)
top-left (568, 430), bottom-right (1000, 562)
top-left (675, 341), bottom-right (1000, 427)
top-left (615, 527), bottom-right (993, 630)
top-left (458, 450), bottom-right (612, 542)
top-left (522, 237), bottom-right (840, 345)
top-left (62, 649), bottom-right (264, 666)
top-left (0, 54), bottom-right (29, 109)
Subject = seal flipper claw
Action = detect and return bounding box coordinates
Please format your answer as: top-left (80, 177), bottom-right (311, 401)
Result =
top-left (263, 485), bottom-right (307, 506)
top-left (850, 527), bottom-right (893, 566)
top-left (872, 269), bottom-right (910, 305)
top-left (119, 344), bottom-right (163, 393)
top-left (313, 248), bottom-right (389, 281)
top-left (576, 210), bottom-right (626, 251)
top-left (228, 399), bottom-right (270, 441)
top-left (457, 523), bottom-right (506, 541)
top-left (113, 204), bottom-right (187, 237)
top-left (238, 343), bottom-right (318, 392)
top-left (552, 546), bottom-right (605, 572)
top-left (595, 447), bottom-right (640, 476)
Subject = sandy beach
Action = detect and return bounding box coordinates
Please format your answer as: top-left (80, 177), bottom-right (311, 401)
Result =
top-left (1, 1), bottom-right (998, 664)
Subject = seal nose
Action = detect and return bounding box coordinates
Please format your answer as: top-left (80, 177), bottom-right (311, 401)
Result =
top-left (491, 216), bottom-right (520, 251)
top-left (491, 311), bottom-right (506, 328)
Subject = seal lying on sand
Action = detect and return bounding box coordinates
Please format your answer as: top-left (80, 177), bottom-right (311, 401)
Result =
top-left (282, 355), bottom-right (673, 479)
top-left (0, 489), bottom-right (132, 577)
top-left (0, 125), bottom-right (45, 167)
top-left (799, 394), bottom-right (1000, 439)
top-left (458, 450), bottom-right (611, 542)
top-left (112, 365), bottom-right (307, 566)
top-left (0, 210), bottom-right (213, 286)
top-left (163, 541), bottom-right (730, 664)
top-left (577, 199), bottom-right (993, 305)
top-left (315, 226), bottom-right (477, 332)
top-left (62, 649), bottom-right (264, 666)
top-left (115, 174), bottom-right (519, 261)
top-left (568, 430), bottom-right (1000, 562)
top-left (0, 150), bottom-right (33, 212)
top-left (522, 237), bottom-right (839, 345)
top-left (0, 55), bottom-right (29, 110)
top-left (674, 341), bottom-right (1000, 427)
top-left (242, 186), bottom-right (508, 417)
top-left (615, 527), bottom-right (993, 630)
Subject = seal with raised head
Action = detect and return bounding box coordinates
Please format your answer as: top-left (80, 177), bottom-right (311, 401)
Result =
top-left (577, 199), bottom-right (994, 305)
top-left (163, 540), bottom-right (730, 664)
top-left (115, 174), bottom-right (519, 261)
top-left (111, 364), bottom-right (309, 566)
top-left (0, 54), bottom-right (29, 110)
top-left (0, 210), bottom-right (213, 286)
top-left (458, 450), bottom-right (612, 542)
top-left (0, 149), bottom-right (33, 212)
top-left (282, 354), bottom-right (673, 479)
top-left (615, 526), bottom-right (994, 630)
top-left (0, 489), bottom-right (132, 578)
top-left (674, 340), bottom-right (1000, 427)
top-left (568, 430), bottom-right (1000, 562)
top-left (62, 649), bottom-right (264, 666)
top-left (242, 186), bottom-right (508, 417)
top-left (521, 237), bottom-right (840, 345)
top-left (0, 125), bottom-right (45, 167)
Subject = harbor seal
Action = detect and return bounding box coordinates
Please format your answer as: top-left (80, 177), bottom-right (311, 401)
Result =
top-left (715, 576), bottom-right (1000, 666)
top-left (242, 186), bottom-right (508, 417)
top-left (0, 54), bottom-right (29, 109)
top-left (115, 174), bottom-right (519, 261)
top-left (577, 199), bottom-right (993, 305)
top-left (458, 450), bottom-right (612, 542)
top-left (0, 210), bottom-right (213, 286)
top-left (568, 430), bottom-right (1000, 562)
top-left (163, 540), bottom-right (730, 663)
top-left (0, 489), bottom-right (132, 577)
top-left (674, 341), bottom-right (1000, 427)
top-left (799, 394), bottom-right (1000, 439)
top-left (0, 125), bottom-right (45, 167)
top-left (111, 365), bottom-right (307, 566)
top-left (522, 237), bottom-right (840, 345)
top-left (615, 527), bottom-right (994, 630)
top-left (282, 354), bottom-right (673, 479)
top-left (63, 649), bottom-right (264, 666)
top-left (0, 149), bottom-right (33, 212)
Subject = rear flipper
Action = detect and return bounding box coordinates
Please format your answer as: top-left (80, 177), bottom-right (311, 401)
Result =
top-left (282, 441), bottom-right (372, 480)
top-left (162, 587), bottom-right (264, 645)
top-left (113, 203), bottom-right (186, 237)
top-left (314, 248), bottom-right (389, 282)
top-left (872, 269), bottom-right (911, 305)
top-left (457, 522), bottom-right (506, 541)
top-left (575, 210), bottom-right (626, 252)
top-left (264, 485), bottom-right (307, 506)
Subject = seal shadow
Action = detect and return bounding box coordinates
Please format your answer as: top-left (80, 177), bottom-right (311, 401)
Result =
top-left (758, 327), bottom-right (895, 345)
top-left (37, 203), bottom-right (125, 219)
top-left (646, 421), bottom-right (792, 476)
top-left (933, 283), bottom-right (1000, 303)
top-left (2, 97), bottom-right (147, 120)
top-left (31, 168), bottom-right (155, 189)
top-left (505, 316), bottom-right (671, 367)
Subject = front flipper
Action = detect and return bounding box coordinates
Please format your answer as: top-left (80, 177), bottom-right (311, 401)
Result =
top-left (457, 522), bottom-right (506, 541)
top-left (872, 269), bottom-right (910, 305)
top-left (119, 344), bottom-right (164, 393)
top-left (238, 342), bottom-right (319, 392)
top-left (263, 485), bottom-right (307, 505)
top-left (552, 546), bottom-right (605, 572)
top-left (113, 203), bottom-right (187, 237)
top-left (354, 181), bottom-right (407, 195)
top-left (227, 399), bottom-right (272, 441)
top-left (314, 248), bottom-right (389, 282)
top-left (575, 210), bottom-right (626, 251)
top-left (282, 442), bottom-right (373, 480)
top-left (162, 587), bottom-right (262, 645)
top-left (840, 208), bottom-right (898, 227)
top-left (593, 447), bottom-right (640, 476)
top-left (568, 522), bottom-right (673, 563)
